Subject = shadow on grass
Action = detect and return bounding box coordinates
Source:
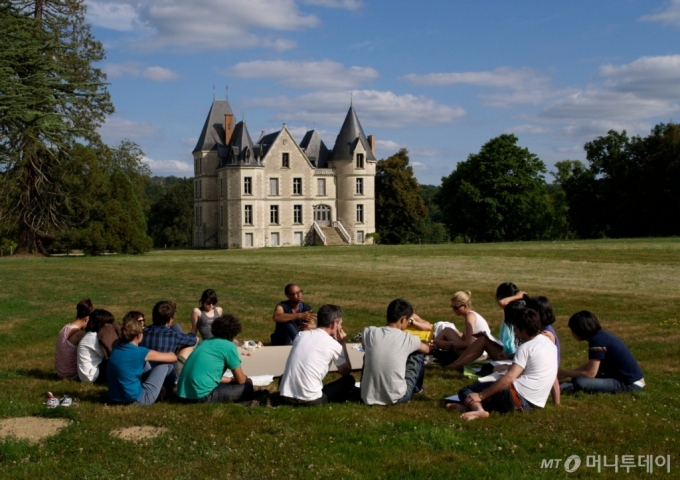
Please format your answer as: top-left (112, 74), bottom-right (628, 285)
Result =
top-left (0, 368), bottom-right (57, 381)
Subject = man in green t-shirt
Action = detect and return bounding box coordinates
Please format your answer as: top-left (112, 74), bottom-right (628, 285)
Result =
top-left (177, 315), bottom-right (254, 403)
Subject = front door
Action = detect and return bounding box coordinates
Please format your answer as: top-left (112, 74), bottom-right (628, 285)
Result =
top-left (314, 205), bottom-right (332, 227)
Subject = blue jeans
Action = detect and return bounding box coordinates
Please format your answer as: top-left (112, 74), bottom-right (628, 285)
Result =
top-left (397, 352), bottom-right (425, 404)
top-left (573, 376), bottom-right (643, 394)
top-left (198, 381), bottom-right (255, 403)
top-left (134, 362), bottom-right (177, 406)
top-left (458, 381), bottom-right (532, 413)
top-left (270, 321), bottom-right (300, 346)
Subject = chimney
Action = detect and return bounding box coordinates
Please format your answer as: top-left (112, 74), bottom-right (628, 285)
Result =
top-left (225, 114), bottom-right (234, 144)
top-left (367, 135), bottom-right (376, 155)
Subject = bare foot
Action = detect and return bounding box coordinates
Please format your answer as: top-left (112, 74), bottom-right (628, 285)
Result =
top-left (461, 410), bottom-right (489, 421)
top-left (445, 403), bottom-right (466, 412)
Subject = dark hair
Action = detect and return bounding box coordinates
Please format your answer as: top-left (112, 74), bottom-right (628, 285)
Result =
top-left (503, 301), bottom-right (526, 327)
top-left (200, 289), bottom-right (218, 307)
top-left (211, 314), bottom-right (242, 341)
top-left (496, 282), bottom-right (519, 301)
top-left (120, 317), bottom-right (143, 343)
top-left (512, 309), bottom-right (542, 337)
top-left (152, 301), bottom-right (176, 326)
top-left (85, 309), bottom-right (115, 333)
top-left (76, 299), bottom-right (94, 319)
top-left (123, 311), bottom-right (144, 323)
top-left (317, 304), bottom-right (343, 328)
top-left (284, 284), bottom-right (298, 295)
top-left (386, 298), bottom-right (413, 324)
top-left (524, 295), bottom-right (556, 327)
top-left (568, 310), bottom-right (602, 340)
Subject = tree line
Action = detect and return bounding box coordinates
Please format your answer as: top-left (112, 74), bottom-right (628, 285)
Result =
top-left (375, 124), bottom-right (680, 244)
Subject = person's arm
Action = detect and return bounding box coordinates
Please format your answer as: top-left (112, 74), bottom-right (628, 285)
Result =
top-left (417, 341), bottom-right (433, 354)
top-left (459, 313), bottom-right (477, 349)
top-left (272, 304), bottom-right (316, 324)
top-left (220, 366), bottom-right (249, 384)
top-left (409, 313), bottom-right (433, 331)
top-left (334, 326), bottom-right (352, 376)
top-left (190, 308), bottom-right (201, 336)
top-left (465, 363), bottom-right (524, 405)
top-left (558, 359), bottom-right (600, 380)
top-left (146, 350), bottom-right (177, 364)
top-left (175, 331), bottom-right (198, 349)
top-left (497, 291), bottom-right (527, 308)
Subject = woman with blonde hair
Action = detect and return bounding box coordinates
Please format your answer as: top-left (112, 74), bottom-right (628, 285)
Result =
top-left (431, 290), bottom-right (494, 362)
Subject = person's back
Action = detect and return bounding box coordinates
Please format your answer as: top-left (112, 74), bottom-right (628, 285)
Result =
top-left (590, 330), bottom-right (643, 384)
top-left (77, 331), bottom-right (105, 383)
top-left (141, 301), bottom-right (197, 353)
top-left (512, 333), bottom-right (557, 408)
top-left (279, 304), bottom-right (354, 406)
top-left (361, 325), bottom-right (422, 405)
top-left (55, 299), bottom-right (93, 379)
top-left (108, 341), bottom-right (148, 403)
top-left (280, 330), bottom-right (345, 401)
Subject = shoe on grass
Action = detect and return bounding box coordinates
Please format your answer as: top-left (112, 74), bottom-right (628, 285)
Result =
top-left (60, 395), bottom-right (74, 407)
top-left (45, 392), bottom-right (60, 408)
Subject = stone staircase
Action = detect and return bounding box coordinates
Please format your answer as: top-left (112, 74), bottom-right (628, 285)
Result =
top-left (320, 226), bottom-right (349, 246)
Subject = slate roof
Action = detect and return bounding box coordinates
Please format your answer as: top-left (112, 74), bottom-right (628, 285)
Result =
top-left (258, 130), bottom-right (280, 157)
top-left (328, 106), bottom-right (376, 162)
top-left (218, 120), bottom-right (258, 166)
top-left (299, 129), bottom-right (330, 168)
top-left (193, 99), bottom-right (233, 153)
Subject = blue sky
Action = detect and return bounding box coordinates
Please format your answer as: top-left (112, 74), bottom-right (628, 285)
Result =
top-left (89, 0), bottom-right (680, 185)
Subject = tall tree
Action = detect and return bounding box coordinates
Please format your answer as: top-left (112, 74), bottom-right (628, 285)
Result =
top-left (147, 178), bottom-right (194, 248)
top-left (0, 1), bottom-right (113, 253)
top-left (375, 149), bottom-right (428, 244)
top-left (437, 134), bottom-right (552, 242)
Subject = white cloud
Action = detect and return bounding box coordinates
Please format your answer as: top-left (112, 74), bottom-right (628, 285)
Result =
top-left (599, 55), bottom-right (680, 100)
top-left (302, 0), bottom-right (363, 10)
top-left (402, 66), bottom-right (561, 107)
top-left (411, 161), bottom-right (426, 169)
top-left (250, 90), bottom-right (465, 128)
top-left (640, 0), bottom-right (680, 27)
top-left (142, 156), bottom-right (193, 176)
top-left (226, 60), bottom-right (378, 89)
top-left (375, 139), bottom-right (401, 152)
top-left (104, 61), bottom-right (143, 78)
top-left (86, 1), bottom-right (138, 31)
top-left (508, 124), bottom-right (551, 135)
top-left (540, 56), bottom-right (680, 124)
top-left (143, 66), bottom-right (180, 81)
top-left (104, 62), bottom-right (179, 81)
top-left (98, 117), bottom-right (163, 142)
top-left (87, 0), bottom-right (319, 52)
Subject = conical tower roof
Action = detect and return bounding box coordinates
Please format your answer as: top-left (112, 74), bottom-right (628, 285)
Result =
top-left (328, 106), bottom-right (376, 162)
top-left (193, 99), bottom-right (234, 153)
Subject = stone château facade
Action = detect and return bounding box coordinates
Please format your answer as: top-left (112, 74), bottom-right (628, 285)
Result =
top-left (192, 98), bottom-right (376, 248)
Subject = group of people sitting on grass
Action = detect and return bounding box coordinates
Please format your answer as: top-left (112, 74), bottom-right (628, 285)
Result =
top-left (54, 282), bottom-right (645, 419)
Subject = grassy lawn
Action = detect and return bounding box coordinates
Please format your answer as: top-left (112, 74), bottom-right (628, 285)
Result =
top-left (0, 238), bottom-right (679, 479)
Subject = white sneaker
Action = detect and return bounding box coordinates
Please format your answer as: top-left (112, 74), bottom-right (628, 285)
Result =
top-left (60, 395), bottom-right (73, 407)
top-left (44, 392), bottom-right (60, 408)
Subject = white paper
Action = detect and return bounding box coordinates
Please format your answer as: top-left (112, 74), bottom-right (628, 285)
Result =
top-left (354, 382), bottom-right (361, 388)
top-left (445, 395), bottom-right (460, 402)
top-left (560, 382), bottom-right (573, 390)
top-left (222, 370), bottom-right (274, 386)
top-left (490, 360), bottom-right (513, 366)
top-left (478, 372), bottom-right (505, 383)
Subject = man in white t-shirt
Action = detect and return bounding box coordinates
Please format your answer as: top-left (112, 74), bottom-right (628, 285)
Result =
top-left (361, 298), bottom-right (434, 406)
top-left (279, 304), bottom-right (354, 406)
top-left (452, 308), bottom-right (557, 420)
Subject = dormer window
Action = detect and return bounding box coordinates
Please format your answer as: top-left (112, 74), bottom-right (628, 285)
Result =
top-left (282, 152), bottom-right (290, 168)
top-left (356, 153), bottom-right (365, 169)
top-left (244, 147), bottom-right (251, 164)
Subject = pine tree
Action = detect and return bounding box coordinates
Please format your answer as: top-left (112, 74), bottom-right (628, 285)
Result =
top-left (0, 1), bottom-right (113, 253)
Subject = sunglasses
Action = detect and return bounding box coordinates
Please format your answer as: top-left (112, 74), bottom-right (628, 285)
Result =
top-left (451, 304), bottom-right (467, 310)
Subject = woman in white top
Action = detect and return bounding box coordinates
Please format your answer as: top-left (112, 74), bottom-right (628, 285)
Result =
top-left (190, 289), bottom-right (224, 340)
top-left (77, 309), bottom-right (116, 383)
top-left (432, 291), bottom-right (493, 356)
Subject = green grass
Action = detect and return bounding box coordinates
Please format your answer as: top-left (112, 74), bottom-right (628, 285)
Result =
top-left (1, 238), bottom-right (679, 479)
